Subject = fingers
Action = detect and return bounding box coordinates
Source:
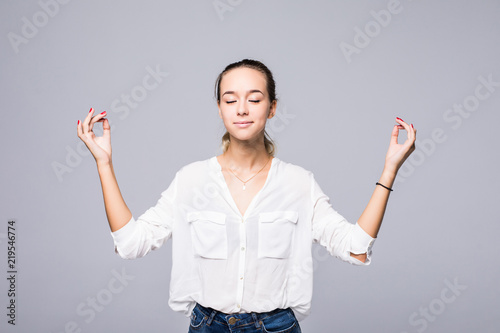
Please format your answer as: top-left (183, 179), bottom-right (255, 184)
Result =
top-left (89, 110), bottom-right (107, 132)
top-left (102, 118), bottom-right (111, 141)
top-left (81, 107), bottom-right (95, 134)
top-left (79, 107), bottom-right (108, 137)
top-left (395, 117), bottom-right (411, 133)
top-left (390, 125), bottom-right (399, 146)
top-left (389, 117), bottom-right (417, 159)
top-left (83, 107), bottom-right (106, 131)
top-left (394, 117), bottom-right (416, 144)
top-left (81, 108), bottom-right (109, 134)
top-left (77, 119), bottom-right (82, 137)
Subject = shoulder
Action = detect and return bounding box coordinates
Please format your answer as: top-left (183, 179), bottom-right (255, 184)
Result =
top-left (173, 156), bottom-right (220, 183)
top-left (168, 157), bottom-right (216, 191)
top-left (177, 157), bottom-right (213, 175)
top-left (273, 158), bottom-right (316, 193)
top-left (275, 157), bottom-right (314, 179)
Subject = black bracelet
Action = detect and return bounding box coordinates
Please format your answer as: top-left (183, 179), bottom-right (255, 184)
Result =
top-left (376, 182), bottom-right (393, 191)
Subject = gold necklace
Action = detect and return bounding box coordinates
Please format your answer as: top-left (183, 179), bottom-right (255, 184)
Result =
top-left (227, 156), bottom-right (271, 190)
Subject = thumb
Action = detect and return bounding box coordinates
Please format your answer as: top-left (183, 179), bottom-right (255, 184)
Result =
top-left (390, 125), bottom-right (399, 146)
top-left (102, 118), bottom-right (111, 140)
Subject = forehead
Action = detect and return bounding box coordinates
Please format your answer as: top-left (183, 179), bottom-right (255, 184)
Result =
top-left (220, 67), bottom-right (267, 92)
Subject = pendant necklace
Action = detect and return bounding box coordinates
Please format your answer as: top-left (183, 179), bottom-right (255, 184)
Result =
top-left (227, 156), bottom-right (271, 190)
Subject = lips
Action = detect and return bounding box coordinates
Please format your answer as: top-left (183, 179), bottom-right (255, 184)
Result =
top-left (234, 121), bottom-right (253, 128)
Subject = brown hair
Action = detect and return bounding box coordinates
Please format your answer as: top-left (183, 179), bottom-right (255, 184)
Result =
top-left (214, 59), bottom-right (277, 156)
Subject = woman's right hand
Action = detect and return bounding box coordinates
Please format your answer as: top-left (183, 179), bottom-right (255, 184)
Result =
top-left (77, 108), bottom-right (112, 165)
top-left (77, 108), bottom-right (132, 232)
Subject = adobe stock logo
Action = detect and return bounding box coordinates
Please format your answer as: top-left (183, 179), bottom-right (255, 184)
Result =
top-left (339, 0), bottom-right (404, 64)
top-left (401, 277), bottom-right (467, 333)
top-left (213, 0), bottom-right (243, 21)
top-left (266, 104), bottom-right (296, 137)
top-left (7, 0), bottom-right (72, 54)
top-left (53, 267), bottom-right (135, 333)
top-left (51, 64), bottom-right (169, 182)
top-left (396, 73), bottom-right (498, 184)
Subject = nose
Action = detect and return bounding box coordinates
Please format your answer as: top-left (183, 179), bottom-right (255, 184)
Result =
top-left (237, 101), bottom-right (248, 116)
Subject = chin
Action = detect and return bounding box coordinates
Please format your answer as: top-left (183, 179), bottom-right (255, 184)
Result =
top-left (228, 132), bottom-right (261, 142)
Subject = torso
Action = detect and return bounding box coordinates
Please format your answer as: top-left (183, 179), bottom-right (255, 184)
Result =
top-left (216, 155), bottom-right (273, 216)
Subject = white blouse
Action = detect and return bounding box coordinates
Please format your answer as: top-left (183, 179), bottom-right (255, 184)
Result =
top-left (110, 156), bottom-right (375, 321)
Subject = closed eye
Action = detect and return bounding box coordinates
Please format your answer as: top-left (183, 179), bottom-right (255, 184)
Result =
top-left (226, 101), bottom-right (236, 104)
top-left (249, 100), bottom-right (260, 103)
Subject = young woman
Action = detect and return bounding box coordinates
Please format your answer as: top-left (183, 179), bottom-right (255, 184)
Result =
top-left (77, 59), bottom-right (416, 332)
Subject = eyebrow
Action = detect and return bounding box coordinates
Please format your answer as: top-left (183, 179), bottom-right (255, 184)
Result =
top-left (222, 89), bottom-right (264, 97)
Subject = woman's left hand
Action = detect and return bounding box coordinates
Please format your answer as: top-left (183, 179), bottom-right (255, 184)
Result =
top-left (384, 117), bottom-right (417, 174)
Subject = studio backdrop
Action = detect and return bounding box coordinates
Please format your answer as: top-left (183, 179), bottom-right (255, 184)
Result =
top-left (1, 0), bottom-right (499, 332)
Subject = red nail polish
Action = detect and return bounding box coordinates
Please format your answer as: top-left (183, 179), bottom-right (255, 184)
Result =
top-left (411, 123), bottom-right (414, 129)
top-left (78, 120), bottom-right (80, 125)
top-left (396, 117), bottom-right (403, 122)
top-left (89, 108), bottom-right (93, 113)
top-left (101, 111), bottom-right (106, 115)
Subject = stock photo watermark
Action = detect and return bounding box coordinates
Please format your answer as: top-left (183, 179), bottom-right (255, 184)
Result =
top-left (213, 0), bottom-right (244, 21)
top-left (287, 244), bottom-right (333, 290)
top-left (7, 0), bottom-right (73, 54)
top-left (266, 104), bottom-right (296, 138)
top-left (401, 277), bottom-right (467, 333)
top-left (51, 64), bottom-right (169, 183)
top-left (396, 73), bottom-right (499, 184)
top-left (53, 267), bottom-right (135, 333)
top-left (5, 220), bottom-right (17, 325)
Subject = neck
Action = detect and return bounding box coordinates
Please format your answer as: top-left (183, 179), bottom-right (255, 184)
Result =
top-left (223, 136), bottom-right (270, 171)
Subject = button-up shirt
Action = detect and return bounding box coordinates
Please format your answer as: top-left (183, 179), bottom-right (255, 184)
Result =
top-left (111, 156), bottom-right (375, 321)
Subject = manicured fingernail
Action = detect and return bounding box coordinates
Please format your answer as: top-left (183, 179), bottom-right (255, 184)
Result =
top-left (396, 117), bottom-right (403, 122)
top-left (89, 108), bottom-right (93, 113)
top-left (411, 123), bottom-right (414, 129)
top-left (101, 111), bottom-right (106, 115)
top-left (77, 120), bottom-right (80, 125)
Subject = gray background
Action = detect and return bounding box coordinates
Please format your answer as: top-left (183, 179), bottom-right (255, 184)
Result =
top-left (1, 0), bottom-right (499, 332)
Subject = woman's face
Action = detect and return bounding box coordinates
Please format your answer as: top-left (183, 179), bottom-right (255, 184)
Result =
top-left (218, 67), bottom-right (276, 144)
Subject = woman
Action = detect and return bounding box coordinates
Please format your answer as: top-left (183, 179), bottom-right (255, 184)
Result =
top-left (77, 59), bottom-right (416, 332)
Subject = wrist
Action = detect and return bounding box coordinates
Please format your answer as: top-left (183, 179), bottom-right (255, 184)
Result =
top-left (97, 159), bottom-right (113, 171)
top-left (379, 167), bottom-right (397, 188)
top-left (382, 165), bottom-right (397, 177)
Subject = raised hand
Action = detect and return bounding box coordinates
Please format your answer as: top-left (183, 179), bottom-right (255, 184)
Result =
top-left (77, 108), bottom-right (132, 231)
top-left (384, 117), bottom-right (417, 174)
top-left (77, 108), bottom-right (111, 165)
top-left (353, 117), bottom-right (417, 241)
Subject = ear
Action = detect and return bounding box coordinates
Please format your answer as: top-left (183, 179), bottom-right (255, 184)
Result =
top-left (267, 100), bottom-right (277, 119)
top-left (218, 101), bottom-right (222, 119)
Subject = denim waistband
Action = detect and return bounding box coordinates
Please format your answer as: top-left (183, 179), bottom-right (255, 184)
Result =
top-left (194, 302), bottom-right (292, 329)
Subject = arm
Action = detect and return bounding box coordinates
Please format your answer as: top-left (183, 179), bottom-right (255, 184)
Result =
top-left (350, 117), bottom-right (416, 262)
top-left (96, 161), bottom-right (132, 232)
top-left (77, 108), bottom-right (132, 232)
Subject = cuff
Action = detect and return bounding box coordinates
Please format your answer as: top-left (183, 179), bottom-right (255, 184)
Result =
top-left (349, 222), bottom-right (376, 265)
top-left (110, 216), bottom-right (137, 245)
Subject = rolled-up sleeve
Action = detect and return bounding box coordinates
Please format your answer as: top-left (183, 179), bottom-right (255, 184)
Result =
top-left (110, 174), bottom-right (177, 259)
top-left (310, 174), bottom-right (376, 265)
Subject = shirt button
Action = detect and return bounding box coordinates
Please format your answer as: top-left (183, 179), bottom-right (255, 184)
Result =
top-left (241, 219), bottom-right (244, 223)
top-left (241, 247), bottom-right (245, 251)
top-left (240, 276), bottom-right (243, 280)
top-left (237, 304), bottom-right (241, 308)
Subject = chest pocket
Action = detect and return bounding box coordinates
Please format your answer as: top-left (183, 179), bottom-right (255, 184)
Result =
top-left (187, 211), bottom-right (228, 260)
top-left (258, 211), bottom-right (298, 259)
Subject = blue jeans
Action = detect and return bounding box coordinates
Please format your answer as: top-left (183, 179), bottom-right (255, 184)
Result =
top-left (188, 303), bottom-right (302, 333)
